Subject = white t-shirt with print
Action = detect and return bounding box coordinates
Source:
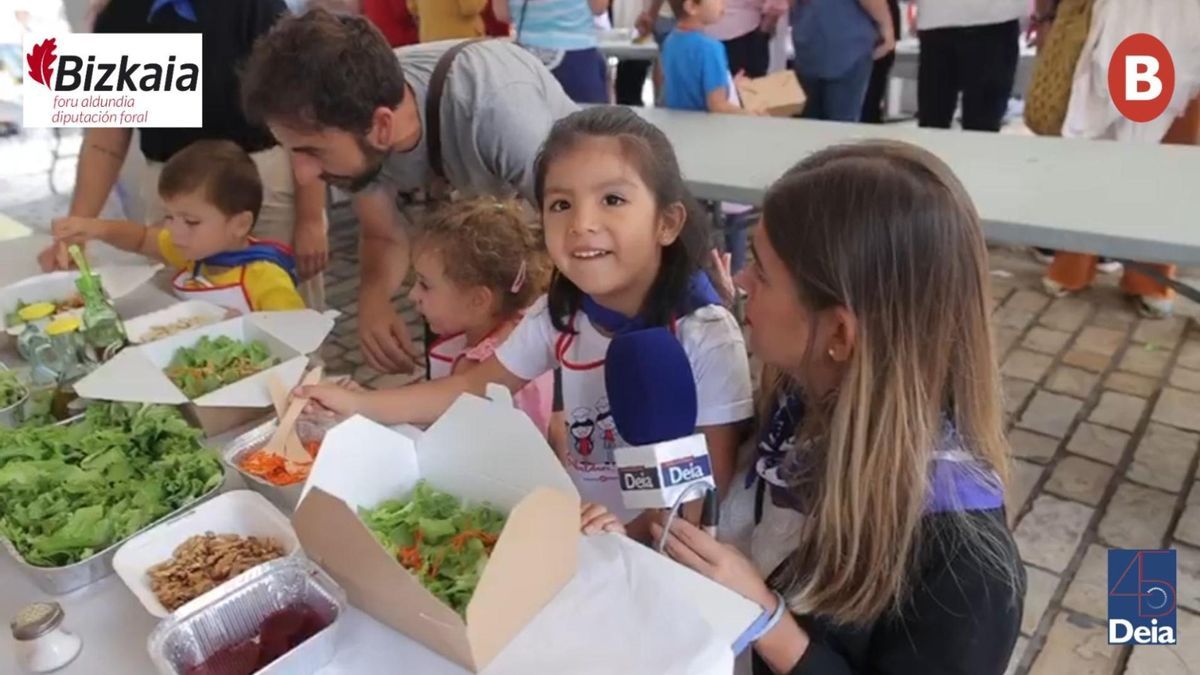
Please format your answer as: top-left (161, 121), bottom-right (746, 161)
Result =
top-left (496, 295), bottom-right (755, 523)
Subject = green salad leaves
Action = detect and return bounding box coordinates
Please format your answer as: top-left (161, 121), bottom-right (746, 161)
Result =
top-left (166, 336), bottom-right (278, 399)
top-left (0, 402), bottom-right (223, 567)
top-left (360, 481), bottom-right (507, 616)
top-left (0, 369), bottom-right (28, 409)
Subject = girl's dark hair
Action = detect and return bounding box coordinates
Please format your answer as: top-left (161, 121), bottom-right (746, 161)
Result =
top-left (533, 106), bottom-right (712, 332)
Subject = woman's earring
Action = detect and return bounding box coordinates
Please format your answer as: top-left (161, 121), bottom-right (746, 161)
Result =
top-left (827, 348), bottom-right (837, 360)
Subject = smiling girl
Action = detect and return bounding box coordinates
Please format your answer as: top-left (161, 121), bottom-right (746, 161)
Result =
top-left (651, 141), bottom-right (1024, 674)
top-left (300, 106), bottom-right (754, 540)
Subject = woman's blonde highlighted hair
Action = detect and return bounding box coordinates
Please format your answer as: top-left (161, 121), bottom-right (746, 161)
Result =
top-left (763, 141), bottom-right (1017, 625)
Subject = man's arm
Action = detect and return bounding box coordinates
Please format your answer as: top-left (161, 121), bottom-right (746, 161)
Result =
top-left (292, 178), bottom-right (329, 281)
top-left (70, 127), bottom-right (132, 218)
top-left (589, 0), bottom-right (609, 15)
top-left (354, 188), bottom-right (420, 373)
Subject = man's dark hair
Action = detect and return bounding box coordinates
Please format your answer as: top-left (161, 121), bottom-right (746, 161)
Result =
top-left (159, 140), bottom-right (263, 223)
top-left (241, 9), bottom-right (406, 133)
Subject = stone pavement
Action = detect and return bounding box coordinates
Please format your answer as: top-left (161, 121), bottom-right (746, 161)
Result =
top-left (5, 131), bottom-right (1200, 673)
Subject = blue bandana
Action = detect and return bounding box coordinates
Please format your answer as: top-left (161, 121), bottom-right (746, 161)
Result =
top-left (148, 0), bottom-right (197, 22)
top-left (198, 241), bottom-right (299, 285)
top-left (580, 271), bottom-right (723, 335)
top-left (751, 393), bottom-right (1004, 515)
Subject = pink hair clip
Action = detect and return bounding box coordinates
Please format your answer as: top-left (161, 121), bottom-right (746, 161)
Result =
top-left (510, 260), bottom-right (528, 294)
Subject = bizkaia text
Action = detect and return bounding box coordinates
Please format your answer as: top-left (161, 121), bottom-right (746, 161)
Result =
top-left (54, 55), bottom-right (198, 92)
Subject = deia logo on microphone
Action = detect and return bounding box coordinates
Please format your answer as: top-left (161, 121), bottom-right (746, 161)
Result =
top-left (661, 455), bottom-right (712, 488)
top-left (23, 33), bottom-right (202, 128)
top-left (1108, 549), bottom-right (1176, 645)
top-left (620, 466), bottom-right (661, 491)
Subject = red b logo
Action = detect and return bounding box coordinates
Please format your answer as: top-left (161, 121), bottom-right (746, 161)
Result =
top-left (1107, 33), bottom-right (1174, 123)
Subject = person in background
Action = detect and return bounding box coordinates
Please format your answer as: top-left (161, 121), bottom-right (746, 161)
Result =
top-left (362, 0), bottom-right (419, 46)
top-left (859, 0), bottom-right (900, 123)
top-left (240, 11), bottom-right (577, 375)
top-left (612, 0), bottom-right (651, 105)
top-left (412, 197), bottom-right (554, 437)
top-left (1041, 0), bottom-right (1200, 318)
top-left (661, 0), bottom-right (759, 114)
top-left (408, 0), bottom-right (487, 42)
top-left (49, 141), bottom-right (305, 314)
top-left (646, 141), bottom-right (1023, 675)
top-left (790, 0), bottom-right (894, 122)
top-left (38, 0), bottom-right (329, 310)
top-left (482, 0), bottom-right (511, 35)
top-left (914, 0), bottom-right (1025, 131)
top-left (494, 0), bottom-right (610, 104)
top-left (705, 0), bottom-right (787, 79)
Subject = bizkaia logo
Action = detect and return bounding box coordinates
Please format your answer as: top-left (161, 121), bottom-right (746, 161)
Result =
top-left (1107, 33), bottom-right (1175, 123)
top-left (23, 33), bottom-right (202, 128)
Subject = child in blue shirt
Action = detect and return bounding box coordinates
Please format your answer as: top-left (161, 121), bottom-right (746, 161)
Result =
top-left (661, 0), bottom-right (761, 115)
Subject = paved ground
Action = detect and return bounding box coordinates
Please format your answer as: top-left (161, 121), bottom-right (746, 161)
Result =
top-left (5, 131), bottom-right (1200, 673)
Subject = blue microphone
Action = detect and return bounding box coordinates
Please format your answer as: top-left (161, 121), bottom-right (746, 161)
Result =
top-left (606, 328), bottom-right (717, 533)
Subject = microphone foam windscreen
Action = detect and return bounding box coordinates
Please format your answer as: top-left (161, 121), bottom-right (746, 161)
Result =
top-left (605, 327), bottom-right (699, 446)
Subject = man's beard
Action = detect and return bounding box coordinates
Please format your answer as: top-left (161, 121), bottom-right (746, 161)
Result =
top-left (320, 137), bottom-right (390, 193)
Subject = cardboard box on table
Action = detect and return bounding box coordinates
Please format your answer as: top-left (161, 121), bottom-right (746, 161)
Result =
top-left (74, 310), bottom-right (334, 436)
top-left (736, 70), bottom-right (807, 117)
top-left (292, 385), bottom-right (581, 673)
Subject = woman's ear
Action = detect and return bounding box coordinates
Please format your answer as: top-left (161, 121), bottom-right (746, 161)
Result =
top-left (656, 201), bottom-right (688, 246)
top-left (826, 306), bottom-right (858, 363)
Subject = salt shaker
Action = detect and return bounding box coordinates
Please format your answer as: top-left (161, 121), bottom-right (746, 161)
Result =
top-left (10, 602), bottom-right (82, 672)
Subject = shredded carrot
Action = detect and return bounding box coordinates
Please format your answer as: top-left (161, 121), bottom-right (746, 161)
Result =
top-left (238, 447), bottom-right (311, 486)
top-left (303, 439), bottom-right (322, 458)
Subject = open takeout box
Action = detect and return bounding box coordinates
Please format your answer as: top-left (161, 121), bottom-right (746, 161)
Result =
top-left (735, 70), bottom-right (806, 117)
top-left (292, 385), bottom-right (582, 673)
top-left (0, 265), bottom-right (162, 333)
top-left (73, 310), bottom-right (334, 436)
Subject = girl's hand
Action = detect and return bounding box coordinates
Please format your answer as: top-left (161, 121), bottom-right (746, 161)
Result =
top-left (650, 517), bottom-right (776, 610)
top-left (709, 248), bottom-right (737, 306)
top-left (581, 502), bottom-right (626, 536)
top-left (296, 380), bottom-right (365, 418)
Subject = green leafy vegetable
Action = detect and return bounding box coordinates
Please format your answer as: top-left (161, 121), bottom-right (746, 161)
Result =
top-left (0, 370), bottom-right (29, 410)
top-left (360, 481), bottom-right (506, 616)
top-left (0, 402), bottom-right (222, 567)
top-left (165, 336), bottom-right (278, 399)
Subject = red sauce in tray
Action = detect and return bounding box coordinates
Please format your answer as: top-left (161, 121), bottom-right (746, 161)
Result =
top-left (184, 605), bottom-right (330, 675)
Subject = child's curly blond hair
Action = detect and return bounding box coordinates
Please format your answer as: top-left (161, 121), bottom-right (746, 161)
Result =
top-left (415, 197), bottom-right (551, 316)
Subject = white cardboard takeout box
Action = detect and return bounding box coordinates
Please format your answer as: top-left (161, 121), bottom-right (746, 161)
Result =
top-left (292, 385), bottom-right (582, 673)
top-left (74, 310), bottom-right (334, 435)
top-left (112, 490), bottom-right (302, 618)
top-left (123, 299), bottom-right (229, 344)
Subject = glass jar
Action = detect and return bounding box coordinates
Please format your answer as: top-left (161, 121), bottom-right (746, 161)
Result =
top-left (10, 602), bottom-right (82, 673)
top-left (32, 317), bottom-right (88, 384)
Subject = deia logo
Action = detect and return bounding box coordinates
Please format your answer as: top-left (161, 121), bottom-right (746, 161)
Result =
top-left (619, 466), bottom-right (660, 491)
top-left (1108, 549), bottom-right (1176, 645)
top-left (661, 455), bottom-right (712, 488)
top-left (26, 37), bottom-right (198, 93)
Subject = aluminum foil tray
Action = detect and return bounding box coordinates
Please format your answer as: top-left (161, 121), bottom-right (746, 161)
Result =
top-left (147, 556), bottom-right (346, 675)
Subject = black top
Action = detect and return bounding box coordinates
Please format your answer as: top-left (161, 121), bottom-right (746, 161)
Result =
top-left (753, 509), bottom-right (1024, 675)
top-left (93, 0), bottom-right (286, 162)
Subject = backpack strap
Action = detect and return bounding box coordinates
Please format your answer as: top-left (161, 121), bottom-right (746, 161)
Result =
top-left (426, 38), bottom-right (489, 182)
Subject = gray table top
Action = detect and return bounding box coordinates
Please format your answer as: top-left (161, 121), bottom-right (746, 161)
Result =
top-left (634, 107), bottom-right (1200, 266)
